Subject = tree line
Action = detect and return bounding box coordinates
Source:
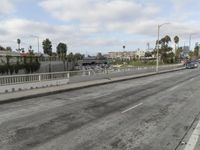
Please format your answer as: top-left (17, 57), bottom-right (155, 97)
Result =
top-left (154, 35), bottom-right (178, 63)
top-left (13, 38), bottom-right (84, 61)
top-left (42, 38), bottom-right (84, 61)
top-left (149, 35), bottom-right (200, 63)
top-left (0, 55), bottom-right (40, 75)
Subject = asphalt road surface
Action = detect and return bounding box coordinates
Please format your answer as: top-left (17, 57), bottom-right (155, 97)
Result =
top-left (0, 68), bottom-right (200, 150)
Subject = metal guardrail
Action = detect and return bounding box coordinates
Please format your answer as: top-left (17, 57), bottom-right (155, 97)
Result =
top-left (0, 64), bottom-right (183, 86)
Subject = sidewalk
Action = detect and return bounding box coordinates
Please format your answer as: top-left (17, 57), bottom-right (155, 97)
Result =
top-left (0, 67), bottom-right (185, 104)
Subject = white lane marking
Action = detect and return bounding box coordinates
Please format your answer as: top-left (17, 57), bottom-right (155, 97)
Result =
top-left (121, 103), bottom-right (143, 114)
top-left (168, 85), bottom-right (180, 92)
top-left (184, 120), bottom-right (200, 150)
top-left (168, 77), bottom-right (195, 92)
top-left (190, 78), bottom-right (194, 81)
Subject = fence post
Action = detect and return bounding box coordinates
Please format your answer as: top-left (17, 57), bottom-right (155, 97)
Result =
top-left (39, 74), bottom-right (41, 82)
top-left (67, 72), bottom-right (70, 79)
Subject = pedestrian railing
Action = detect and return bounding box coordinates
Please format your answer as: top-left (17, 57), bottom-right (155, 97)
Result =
top-left (0, 72), bottom-right (70, 86)
top-left (0, 64), bottom-right (183, 86)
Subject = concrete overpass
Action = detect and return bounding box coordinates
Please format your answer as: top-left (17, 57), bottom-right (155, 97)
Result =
top-left (78, 58), bottom-right (109, 66)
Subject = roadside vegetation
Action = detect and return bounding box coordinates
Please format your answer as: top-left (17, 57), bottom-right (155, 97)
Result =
top-left (111, 35), bottom-right (200, 67)
top-left (0, 55), bottom-right (40, 75)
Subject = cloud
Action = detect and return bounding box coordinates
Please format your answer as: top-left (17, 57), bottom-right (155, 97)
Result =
top-left (0, 0), bottom-right (15, 15)
top-left (0, 19), bottom-right (74, 38)
top-left (0, 18), bottom-right (121, 53)
top-left (39, 0), bottom-right (200, 38)
top-left (1, 0), bottom-right (200, 54)
top-left (0, 18), bottom-right (77, 51)
top-left (39, 0), bottom-right (160, 22)
top-left (38, 0), bottom-right (162, 38)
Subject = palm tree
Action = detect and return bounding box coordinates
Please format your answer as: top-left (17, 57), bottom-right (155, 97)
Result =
top-left (174, 36), bottom-right (180, 61)
top-left (174, 36), bottom-right (179, 53)
top-left (174, 36), bottom-right (179, 45)
top-left (164, 35), bottom-right (171, 45)
top-left (17, 39), bottom-right (21, 52)
top-left (123, 45), bottom-right (126, 50)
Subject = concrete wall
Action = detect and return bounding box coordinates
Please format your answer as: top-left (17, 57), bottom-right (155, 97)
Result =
top-left (0, 61), bottom-right (76, 76)
top-left (0, 79), bottom-right (69, 94)
top-left (38, 61), bottom-right (75, 73)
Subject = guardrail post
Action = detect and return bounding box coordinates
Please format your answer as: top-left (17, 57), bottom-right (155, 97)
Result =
top-left (88, 71), bottom-right (91, 76)
top-left (39, 74), bottom-right (41, 82)
top-left (67, 72), bottom-right (70, 79)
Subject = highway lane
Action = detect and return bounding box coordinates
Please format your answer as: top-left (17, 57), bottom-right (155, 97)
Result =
top-left (0, 68), bottom-right (200, 150)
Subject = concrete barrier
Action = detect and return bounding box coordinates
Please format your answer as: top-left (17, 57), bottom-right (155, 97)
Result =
top-left (0, 79), bottom-right (69, 94)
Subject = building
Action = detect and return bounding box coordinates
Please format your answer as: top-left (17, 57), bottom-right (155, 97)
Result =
top-left (108, 51), bottom-right (136, 60)
top-left (135, 49), bottom-right (145, 59)
top-left (78, 56), bottom-right (108, 66)
top-left (181, 46), bottom-right (190, 58)
top-left (108, 50), bottom-right (146, 60)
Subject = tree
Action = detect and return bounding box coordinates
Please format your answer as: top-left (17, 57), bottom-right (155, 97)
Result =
top-left (188, 51), bottom-right (194, 59)
top-left (74, 53), bottom-right (83, 60)
top-left (6, 55), bottom-right (11, 74)
top-left (174, 36), bottom-right (179, 47)
top-left (176, 47), bottom-right (183, 60)
top-left (28, 45), bottom-right (34, 55)
top-left (42, 38), bottom-right (52, 56)
top-left (56, 43), bottom-right (67, 58)
top-left (17, 39), bottom-right (21, 51)
top-left (6, 47), bottom-right (12, 51)
top-left (67, 52), bottom-right (74, 62)
top-left (174, 36), bottom-right (180, 61)
top-left (96, 52), bottom-right (105, 59)
top-left (159, 35), bottom-right (174, 63)
top-left (57, 42), bottom-right (67, 71)
top-left (194, 46), bottom-right (199, 57)
top-left (145, 51), bottom-right (152, 57)
top-left (0, 45), bottom-right (5, 51)
top-left (52, 52), bottom-right (57, 57)
top-left (164, 35), bottom-right (171, 45)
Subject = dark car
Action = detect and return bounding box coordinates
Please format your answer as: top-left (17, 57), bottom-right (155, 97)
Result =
top-left (186, 61), bottom-right (198, 69)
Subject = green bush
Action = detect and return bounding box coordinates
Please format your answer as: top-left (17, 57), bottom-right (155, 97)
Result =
top-left (0, 65), bottom-right (7, 75)
top-left (0, 56), bottom-right (41, 75)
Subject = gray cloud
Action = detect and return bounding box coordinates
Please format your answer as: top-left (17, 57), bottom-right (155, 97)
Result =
top-left (1, 0), bottom-right (200, 53)
top-left (0, 0), bottom-right (15, 15)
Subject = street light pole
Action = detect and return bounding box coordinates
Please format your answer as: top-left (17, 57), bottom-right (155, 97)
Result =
top-left (156, 23), bottom-right (170, 73)
top-left (37, 37), bottom-right (40, 53)
top-left (156, 25), bottom-right (160, 73)
top-left (189, 33), bottom-right (196, 51)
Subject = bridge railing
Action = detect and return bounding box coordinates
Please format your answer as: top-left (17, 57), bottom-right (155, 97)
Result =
top-left (0, 72), bottom-right (70, 86)
top-left (0, 64), bottom-right (183, 86)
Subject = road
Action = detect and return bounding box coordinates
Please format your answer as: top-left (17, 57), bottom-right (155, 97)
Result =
top-left (0, 68), bottom-right (200, 150)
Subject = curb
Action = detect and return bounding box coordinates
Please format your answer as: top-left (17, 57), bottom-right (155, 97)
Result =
top-left (0, 67), bottom-right (185, 105)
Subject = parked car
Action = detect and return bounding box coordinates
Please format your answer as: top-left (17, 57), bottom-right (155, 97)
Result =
top-left (186, 61), bottom-right (198, 69)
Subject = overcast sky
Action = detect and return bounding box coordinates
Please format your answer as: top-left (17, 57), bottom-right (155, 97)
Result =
top-left (0, 0), bottom-right (200, 55)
